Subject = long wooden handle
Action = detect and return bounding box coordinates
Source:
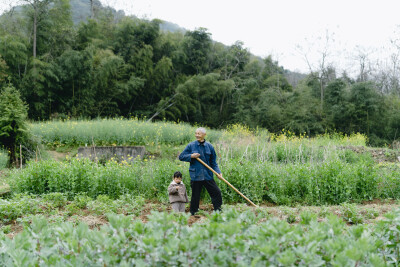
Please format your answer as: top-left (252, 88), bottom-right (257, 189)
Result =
top-left (196, 158), bottom-right (258, 207)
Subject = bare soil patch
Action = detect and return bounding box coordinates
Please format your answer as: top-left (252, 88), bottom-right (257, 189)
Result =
top-left (69, 215), bottom-right (108, 229)
top-left (5, 224), bottom-right (23, 239)
top-left (47, 150), bottom-right (70, 161)
top-left (339, 146), bottom-right (400, 163)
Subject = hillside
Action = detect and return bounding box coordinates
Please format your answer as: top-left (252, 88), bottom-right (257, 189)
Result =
top-left (1, 0), bottom-right (398, 146)
top-left (0, 0), bottom-right (302, 85)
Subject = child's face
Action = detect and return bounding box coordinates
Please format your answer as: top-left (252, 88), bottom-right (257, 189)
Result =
top-left (174, 177), bottom-right (182, 184)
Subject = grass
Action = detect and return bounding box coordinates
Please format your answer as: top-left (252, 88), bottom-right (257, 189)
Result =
top-left (0, 151), bottom-right (7, 170)
top-left (30, 119), bottom-right (374, 165)
top-left (29, 118), bottom-right (222, 148)
top-left (215, 130), bottom-right (368, 163)
top-left (0, 186), bottom-right (9, 195)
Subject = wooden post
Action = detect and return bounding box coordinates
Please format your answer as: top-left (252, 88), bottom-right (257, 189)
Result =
top-left (196, 158), bottom-right (258, 207)
top-left (92, 137), bottom-right (97, 163)
top-left (20, 144), bottom-right (22, 169)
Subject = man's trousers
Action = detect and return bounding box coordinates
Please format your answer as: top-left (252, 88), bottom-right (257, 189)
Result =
top-left (190, 179), bottom-right (222, 215)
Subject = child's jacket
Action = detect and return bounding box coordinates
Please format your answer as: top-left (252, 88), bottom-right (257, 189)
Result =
top-left (168, 181), bottom-right (189, 203)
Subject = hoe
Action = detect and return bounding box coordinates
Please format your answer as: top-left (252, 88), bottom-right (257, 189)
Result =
top-left (196, 158), bottom-right (258, 207)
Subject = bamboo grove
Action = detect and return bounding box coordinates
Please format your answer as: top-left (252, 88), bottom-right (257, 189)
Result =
top-left (0, 0), bottom-right (399, 146)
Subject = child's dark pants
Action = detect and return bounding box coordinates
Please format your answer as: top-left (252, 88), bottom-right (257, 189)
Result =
top-left (190, 179), bottom-right (222, 215)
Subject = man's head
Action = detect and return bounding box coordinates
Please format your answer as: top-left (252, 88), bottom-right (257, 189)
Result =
top-left (173, 171), bottom-right (183, 184)
top-left (195, 127), bottom-right (206, 142)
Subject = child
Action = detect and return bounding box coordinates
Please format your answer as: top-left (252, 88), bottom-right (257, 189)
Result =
top-left (168, 171), bottom-right (189, 212)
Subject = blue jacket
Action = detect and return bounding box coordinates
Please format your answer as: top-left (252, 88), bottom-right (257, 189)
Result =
top-left (179, 140), bottom-right (221, 181)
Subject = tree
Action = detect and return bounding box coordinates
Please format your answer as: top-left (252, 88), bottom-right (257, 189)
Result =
top-left (0, 84), bottom-right (29, 167)
top-left (75, 19), bottom-right (102, 50)
top-left (175, 73), bottom-right (235, 126)
top-left (22, 0), bottom-right (52, 58)
top-left (383, 96), bottom-right (400, 145)
top-left (347, 82), bottom-right (382, 140)
top-left (152, 31), bottom-right (183, 63)
top-left (373, 53), bottom-right (400, 96)
top-left (0, 35), bottom-right (28, 84)
top-left (21, 57), bottom-right (59, 119)
top-left (181, 28), bottom-right (212, 75)
top-left (55, 49), bottom-right (90, 116)
top-left (0, 55), bottom-right (9, 84)
top-left (324, 78), bottom-right (349, 132)
top-left (37, 0), bottom-right (73, 58)
top-left (260, 56), bottom-right (292, 91)
top-left (149, 56), bottom-right (174, 105)
top-left (216, 41), bottom-right (250, 80)
top-left (353, 45), bottom-right (373, 82)
top-left (284, 82), bottom-right (324, 135)
top-left (113, 18), bottom-right (160, 63)
top-left (89, 0), bottom-right (94, 19)
top-left (90, 49), bottom-right (129, 116)
top-left (296, 30), bottom-right (336, 110)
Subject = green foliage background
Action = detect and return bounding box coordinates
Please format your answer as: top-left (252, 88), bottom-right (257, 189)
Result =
top-left (9, 156), bottom-right (400, 206)
top-left (1, 1), bottom-right (400, 264)
top-left (0, 85), bottom-right (30, 166)
top-left (7, 121), bottom-right (398, 206)
top-left (1, 207), bottom-right (400, 265)
top-left (0, 0), bottom-right (399, 146)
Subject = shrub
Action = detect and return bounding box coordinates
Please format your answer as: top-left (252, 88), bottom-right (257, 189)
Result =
top-left (300, 210), bottom-right (317, 225)
top-left (72, 192), bottom-right (93, 209)
top-left (340, 203), bottom-right (363, 224)
top-left (0, 225), bottom-right (11, 234)
top-left (42, 192), bottom-right (67, 208)
top-left (115, 194), bottom-right (146, 216)
top-left (87, 195), bottom-right (118, 214)
top-left (8, 156), bottom-right (400, 206)
top-left (0, 194), bottom-right (41, 223)
top-left (0, 85), bottom-right (29, 167)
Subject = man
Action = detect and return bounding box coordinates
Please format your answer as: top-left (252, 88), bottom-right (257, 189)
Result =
top-left (179, 127), bottom-right (222, 215)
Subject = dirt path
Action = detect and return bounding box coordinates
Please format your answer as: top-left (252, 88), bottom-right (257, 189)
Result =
top-left (46, 150), bottom-right (70, 161)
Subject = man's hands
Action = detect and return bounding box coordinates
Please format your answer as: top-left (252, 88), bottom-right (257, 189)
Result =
top-left (191, 153), bottom-right (200, 158)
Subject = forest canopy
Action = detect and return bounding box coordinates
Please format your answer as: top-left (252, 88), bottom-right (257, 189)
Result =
top-left (0, 0), bottom-right (399, 146)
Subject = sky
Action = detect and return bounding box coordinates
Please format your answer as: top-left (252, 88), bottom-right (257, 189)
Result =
top-left (2, 0), bottom-right (400, 74)
top-left (99, 0), bottom-right (400, 74)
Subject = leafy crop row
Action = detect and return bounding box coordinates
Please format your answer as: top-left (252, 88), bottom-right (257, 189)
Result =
top-left (221, 158), bottom-right (400, 205)
top-left (216, 139), bottom-right (369, 164)
top-left (30, 120), bottom-right (369, 163)
top-left (0, 207), bottom-right (400, 266)
top-left (9, 158), bottom-right (400, 205)
top-left (0, 192), bottom-right (145, 224)
top-left (215, 128), bottom-right (368, 164)
top-left (30, 118), bottom-right (222, 147)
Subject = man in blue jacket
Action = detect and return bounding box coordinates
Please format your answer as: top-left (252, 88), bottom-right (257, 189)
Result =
top-left (179, 127), bottom-right (222, 215)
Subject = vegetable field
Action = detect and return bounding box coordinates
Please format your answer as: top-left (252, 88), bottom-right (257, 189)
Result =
top-left (1, 206), bottom-right (400, 266)
top-left (1, 119), bottom-right (400, 266)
